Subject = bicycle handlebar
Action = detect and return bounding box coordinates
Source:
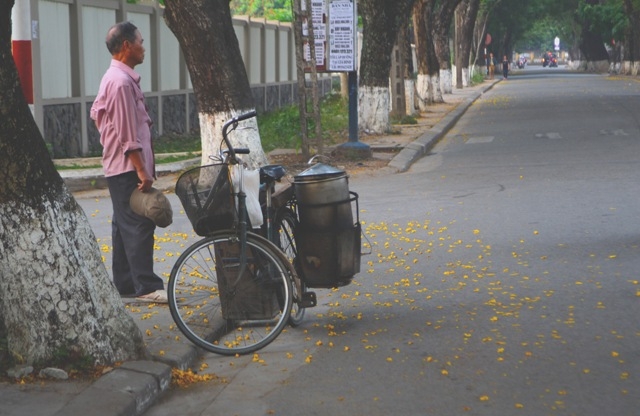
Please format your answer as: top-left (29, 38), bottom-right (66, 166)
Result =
top-left (222, 110), bottom-right (258, 161)
top-left (224, 148), bottom-right (250, 155)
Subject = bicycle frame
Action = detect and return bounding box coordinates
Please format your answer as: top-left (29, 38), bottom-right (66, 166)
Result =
top-left (218, 112), bottom-right (303, 295)
top-left (216, 112), bottom-right (256, 286)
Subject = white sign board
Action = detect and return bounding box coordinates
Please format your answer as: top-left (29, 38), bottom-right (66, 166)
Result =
top-left (328, 0), bottom-right (357, 71)
top-left (301, 0), bottom-right (357, 72)
top-left (302, 0), bottom-right (327, 66)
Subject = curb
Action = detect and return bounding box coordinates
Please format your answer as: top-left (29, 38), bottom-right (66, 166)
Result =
top-left (59, 158), bottom-right (201, 194)
top-left (387, 80), bottom-right (498, 173)
top-left (52, 325), bottom-right (203, 416)
top-left (54, 361), bottom-right (172, 416)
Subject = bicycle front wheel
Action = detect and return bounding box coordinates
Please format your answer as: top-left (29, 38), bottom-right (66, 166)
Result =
top-left (168, 231), bottom-right (293, 356)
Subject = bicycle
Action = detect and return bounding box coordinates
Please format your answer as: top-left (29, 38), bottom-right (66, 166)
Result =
top-left (168, 110), bottom-right (303, 355)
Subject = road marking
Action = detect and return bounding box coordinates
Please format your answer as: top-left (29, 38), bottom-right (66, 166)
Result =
top-left (535, 132), bottom-right (562, 139)
top-left (599, 129), bottom-right (629, 136)
top-left (466, 136), bottom-right (495, 144)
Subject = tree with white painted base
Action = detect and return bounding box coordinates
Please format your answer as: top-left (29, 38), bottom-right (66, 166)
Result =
top-left (413, 0), bottom-right (442, 109)
top-left (431, 0), bottom-right (464, 95)
top-left (455, 0), bottom-right (481, 88)
top-left (358, 0), bottom-right (415, 134)
top-left (163, 0), bottom-right (268, 169)
top-left (0, 0), bottom-right (146, 370)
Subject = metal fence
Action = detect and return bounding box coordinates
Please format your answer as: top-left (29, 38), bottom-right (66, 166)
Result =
top-left (23, 0), bottom-right (330, 158)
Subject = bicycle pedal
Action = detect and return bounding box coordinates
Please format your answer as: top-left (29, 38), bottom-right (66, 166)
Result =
top-left (299, 292), bottom-right (317, 308)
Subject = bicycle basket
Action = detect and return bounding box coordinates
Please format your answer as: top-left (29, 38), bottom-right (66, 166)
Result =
top-left (175, 164), bottom-right (236, 236)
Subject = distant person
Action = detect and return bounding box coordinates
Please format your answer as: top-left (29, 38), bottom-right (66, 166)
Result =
top-left (502, 55), bottom-right (510, 79)
top-left (90, 21), bottom-right (168, 303)
top-left (488, 53), bottom-right (495, 80)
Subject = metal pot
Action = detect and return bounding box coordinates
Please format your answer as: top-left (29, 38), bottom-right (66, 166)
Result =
top-left (293, 163), bottom-right (359, 288)
top-left (293, 163), bottom-right (352, 229)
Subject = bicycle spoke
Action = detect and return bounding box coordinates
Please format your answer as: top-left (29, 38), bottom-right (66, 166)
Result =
top-left (168, 232), bottom-right (293, 355)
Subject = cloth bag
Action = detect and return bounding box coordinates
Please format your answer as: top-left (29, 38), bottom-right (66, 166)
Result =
top-left (230, 165), bottom-right (263, 228)
top-left (130, 187), bottom-right (173, 227)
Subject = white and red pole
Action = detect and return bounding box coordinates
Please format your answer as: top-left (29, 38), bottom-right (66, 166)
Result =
top-left (11, 0), bottom-right (33, 104)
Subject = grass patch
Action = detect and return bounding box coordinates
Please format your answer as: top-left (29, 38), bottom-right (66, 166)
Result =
top-left (54, 152), bottom-right (200, 170)
top-left (148, 94), bottom-right (350, 155)
top-left (391, 113), bottom-right (418, 125)
top-left (257, 92), bottom-right (349, 152)
top-left (153, 134), bottom-right (201, 154)
top-left (471, 71), bottom-right (486, 85)
top-left (55, 164), bottom-right (102, 171)
top-left (256, 102), bottom-right (304, 152)
top-left (156, 153), bottom-right (200, 163)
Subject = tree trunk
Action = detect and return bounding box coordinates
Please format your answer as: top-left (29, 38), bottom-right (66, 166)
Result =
top-left (413, 0), bottom-right (442, 108)
top-left (472, 6), bottom-right (491, 77)
top-left (431, 0), bottom-right (463, 95)
top-left (424, 0), bottom-right (443, 104)
top-left (455, 6), bottom-right (464, 88)
top-left (163, 0), bottom-right (268, 169)
top-left (579, 28), bottom-right (610, 71)
top-left (455, 0), bottom-right (480, 88)
top-left (579, 0), bottom-right (610, 71)
top-left (358, 0), bottom-right (414, 134)
top-left (401, 20), bottom-right (417, 116)
top-left (501, 29), bottom-right (513, 64)
top-left (623, 0), bottom-right (640, 69)
top-left (0, 0), bottom-right (145, 368)
top-left (413, 0), bottom-right (431, 110)
top-left (391, 19), bottom-right (409, 117)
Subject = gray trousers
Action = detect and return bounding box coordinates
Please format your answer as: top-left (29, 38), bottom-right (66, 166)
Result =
top-left (106, 171), bottom-right (164, 296)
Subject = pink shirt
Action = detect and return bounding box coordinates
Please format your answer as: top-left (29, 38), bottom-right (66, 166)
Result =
top-left (90, 60), bottom-right (155, 179)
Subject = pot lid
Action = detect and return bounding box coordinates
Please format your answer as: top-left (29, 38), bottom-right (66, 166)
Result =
top-left (294, 163), bottom-right (346, 181)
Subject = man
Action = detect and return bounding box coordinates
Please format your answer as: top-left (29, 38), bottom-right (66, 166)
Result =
top-left (502, 55), bottom-right (510, 80)
top-left (90, 21), bottom-right (167, 303)
top-left (488, 52), bottom-right (495, 80)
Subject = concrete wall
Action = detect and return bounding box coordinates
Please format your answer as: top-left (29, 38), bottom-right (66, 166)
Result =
top-left (25, 0), bottom-right (330, 158)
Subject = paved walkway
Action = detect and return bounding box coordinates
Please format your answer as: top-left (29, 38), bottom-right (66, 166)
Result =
top-left (0, 79), bottom-right (498, 416)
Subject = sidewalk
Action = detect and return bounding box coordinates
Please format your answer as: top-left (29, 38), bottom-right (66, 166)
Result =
top-left (0, 79), bottom-right (498, 416)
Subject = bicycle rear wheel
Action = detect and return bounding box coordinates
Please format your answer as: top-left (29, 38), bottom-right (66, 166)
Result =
top-left (168, 231), bottom-right (293, 355)
top-left (274, 207), bottom-right (306, 327)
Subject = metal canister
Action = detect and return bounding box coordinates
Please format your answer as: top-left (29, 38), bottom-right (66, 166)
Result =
top-left (293, 163), bottom-right (352, 229)
top-left (293, 163), bottom-right (358, 288)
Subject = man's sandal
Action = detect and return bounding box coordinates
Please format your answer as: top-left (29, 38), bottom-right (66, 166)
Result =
top-left (135, 289), bottom-right (168, 304)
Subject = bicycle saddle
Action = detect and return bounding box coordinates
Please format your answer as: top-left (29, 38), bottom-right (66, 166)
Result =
top-left (260, 165), bottom-right (286, 183)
